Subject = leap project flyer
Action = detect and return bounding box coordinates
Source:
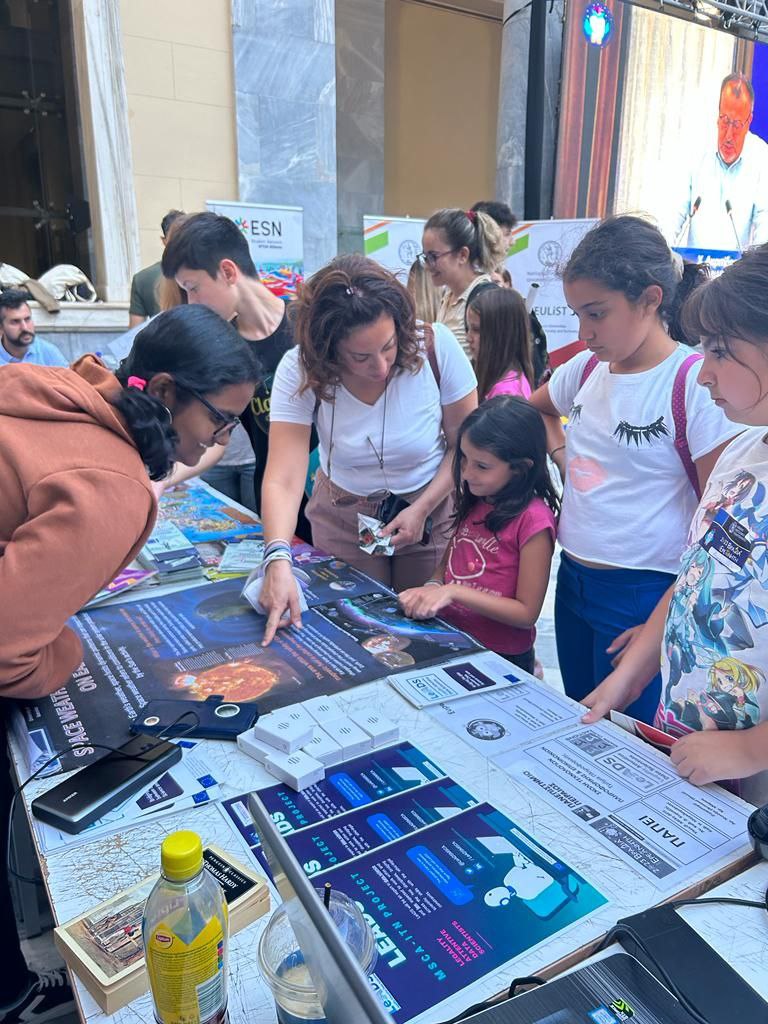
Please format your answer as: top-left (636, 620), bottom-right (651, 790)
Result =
top-left (313, 803), bottom-right (608, 1022)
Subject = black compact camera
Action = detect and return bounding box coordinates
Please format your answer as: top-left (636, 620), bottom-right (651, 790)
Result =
top-left (376, 494), bottom-right (433, 546)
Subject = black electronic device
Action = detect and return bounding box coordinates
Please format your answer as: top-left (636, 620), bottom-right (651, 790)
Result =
top-left (612, 902), bottom-right (768, 1024)
top-left (30, 734), bottom-right (181, 834)
top-left (376, 493), bottom-right (433, 545)
top-left (461, 952), bottom-right (698, 1022)
top-left (129, 695), bottom-right (259, 741)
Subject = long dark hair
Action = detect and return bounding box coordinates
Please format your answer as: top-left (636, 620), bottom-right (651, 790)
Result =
top-left (453, 396), bottom-right (560, 534)
top-left (114, 306), bottom-right (259, 480)
top-left (293, 253), bottom-right (421, 402)
top-left (563, 215), bottom-right (708, 344)
top-left (468, 287), bottom-right (534, 397)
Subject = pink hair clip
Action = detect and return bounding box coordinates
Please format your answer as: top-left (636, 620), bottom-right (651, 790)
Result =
top-left (127, 375), bottom-right (147, 390)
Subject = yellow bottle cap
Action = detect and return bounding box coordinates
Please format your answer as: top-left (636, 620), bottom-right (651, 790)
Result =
top-left (161, 830), bottom-right (203, 881)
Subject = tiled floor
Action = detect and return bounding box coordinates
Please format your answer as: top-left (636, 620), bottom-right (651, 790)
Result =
top-left (15, 553), bottom-right (565, 1024)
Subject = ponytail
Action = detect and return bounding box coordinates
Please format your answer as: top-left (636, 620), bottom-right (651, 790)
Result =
top-left (114, 305), bottom-right (259, 479)
top-left (113, 387), bottom-right (178, 481)
top-left (666, 261), bottom-right (709, 344)
top-left (424, 208), bottom-right (507, 273)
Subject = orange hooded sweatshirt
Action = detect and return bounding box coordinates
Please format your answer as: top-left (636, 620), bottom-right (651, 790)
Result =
top-left (0, 356), bottom-right (157, 698)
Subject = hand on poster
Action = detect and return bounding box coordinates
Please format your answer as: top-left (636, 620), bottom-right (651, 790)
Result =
top-left (581, 667), bottom-right (643, 724)
top-left (251, 560), bottom-right (307, 645)
top-left (399, 583), bottom-right (453, 620)
top-left (670, 726), bottom-right (768, 787)
top-left (358, 514), bottom-right (395, 556)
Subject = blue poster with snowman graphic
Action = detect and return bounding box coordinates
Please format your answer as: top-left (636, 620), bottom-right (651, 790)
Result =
top-left (314, 802), bottom-right (608, 1022)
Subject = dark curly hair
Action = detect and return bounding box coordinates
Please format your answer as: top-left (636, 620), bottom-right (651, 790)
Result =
top-left (115, 306), bottom-right (260, 480)
top-left (563, 215), bottom-right (709, 344)
top-left (293, 254), bottom-right (422, 401)
top-left (453, 396), bottom-right (560, 535)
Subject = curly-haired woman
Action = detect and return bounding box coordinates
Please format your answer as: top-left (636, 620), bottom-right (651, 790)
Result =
top-left (259, 254), bottom-right (477, 643)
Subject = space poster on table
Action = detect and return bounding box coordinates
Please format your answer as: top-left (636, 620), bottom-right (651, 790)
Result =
top-left (314, 802), bottom-right (608, 1022)
top-left (16, 582), bottom-right (480, 776)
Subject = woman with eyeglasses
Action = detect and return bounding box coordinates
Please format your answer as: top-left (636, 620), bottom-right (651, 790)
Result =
top-left (0, 304), bottom-right (259, 696)
top-left (260, 254), bottom-right (478, 644)
top-left (421, 208), bottom-right (508, 355)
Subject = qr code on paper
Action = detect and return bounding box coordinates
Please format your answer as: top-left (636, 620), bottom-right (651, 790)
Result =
top-left (565, 729), bottom-right (615, 757)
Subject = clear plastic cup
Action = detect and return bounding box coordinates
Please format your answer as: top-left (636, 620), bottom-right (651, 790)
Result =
top-left (258, 889), bottom-right (377, 1024)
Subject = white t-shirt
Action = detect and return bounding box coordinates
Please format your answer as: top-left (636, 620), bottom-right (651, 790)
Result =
top-left (548, 347), bottom-right (740, 573)
top-left (656, 429), bottom-right (768, 805)
top-left (270, 322), bottom-right (476, 496)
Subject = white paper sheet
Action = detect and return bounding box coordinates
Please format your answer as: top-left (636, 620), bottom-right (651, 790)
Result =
top-left (504, 721), bottom-right (750, 889)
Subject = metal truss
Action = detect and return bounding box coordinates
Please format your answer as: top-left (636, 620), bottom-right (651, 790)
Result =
top-left (622, 0), bottom-right (768, 43)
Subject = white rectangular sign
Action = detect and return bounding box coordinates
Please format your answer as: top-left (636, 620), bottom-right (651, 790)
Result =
top-left (363, 214), bottom-right (425, 278)
top-left (206, 199), bottom-right (304, 298)
top-left (505, 218), bottom-right (596, 355)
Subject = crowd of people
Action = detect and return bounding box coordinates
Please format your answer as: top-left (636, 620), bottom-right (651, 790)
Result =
top-left (2, 194), bottom-right (768, 1019)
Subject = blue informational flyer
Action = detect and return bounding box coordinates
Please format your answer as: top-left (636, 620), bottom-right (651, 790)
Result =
top-left (314, 803), bottom-right (609, 1022)
top-left (256, 743), bottom-right (448, 832)
top-left (284, 778), bottom-right (479, 876)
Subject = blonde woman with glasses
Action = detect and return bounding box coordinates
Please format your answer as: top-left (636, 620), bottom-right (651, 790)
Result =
top-left (420, 208), bottom-right (507, 354)
top-left (259, 254), bottom-right (477, 644)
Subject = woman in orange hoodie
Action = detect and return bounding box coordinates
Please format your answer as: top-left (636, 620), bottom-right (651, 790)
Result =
top-left (0, 304), bottom-right (259, 1023)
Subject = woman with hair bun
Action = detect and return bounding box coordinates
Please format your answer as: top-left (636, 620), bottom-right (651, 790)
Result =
top-left (421, 207), bottom-right (508, 353)
top-left (0, 304), bottom-right (259, 697)
top-left (260, 253), bottom-right (478, 644)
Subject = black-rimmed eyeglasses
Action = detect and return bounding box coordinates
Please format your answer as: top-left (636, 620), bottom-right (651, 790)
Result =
top-left (417, 249), bottom-right (458, 269)
top-left (177, 384), bottom-right (241, 442)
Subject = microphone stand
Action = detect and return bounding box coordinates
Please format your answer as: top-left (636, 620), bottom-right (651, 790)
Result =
top-left (725, 199), bottom-right (743, 255)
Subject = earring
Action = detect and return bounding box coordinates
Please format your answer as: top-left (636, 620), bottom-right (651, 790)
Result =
top-left (163, 405), bottom-right (173, 423)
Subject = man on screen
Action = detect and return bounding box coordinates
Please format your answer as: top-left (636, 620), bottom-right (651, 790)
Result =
top-left (672, 73), bottom-right (768, 251)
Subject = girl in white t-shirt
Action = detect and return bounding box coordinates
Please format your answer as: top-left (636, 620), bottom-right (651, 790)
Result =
top-left (583, 244), bottom-right (768, 802)
top-left (529, 216), bottom-right (740, 722)
top-left (259, 254), bottom-right (478, 644)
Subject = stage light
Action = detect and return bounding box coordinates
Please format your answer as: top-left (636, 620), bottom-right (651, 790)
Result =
top-left (583, 2), bottom-right (614, 46)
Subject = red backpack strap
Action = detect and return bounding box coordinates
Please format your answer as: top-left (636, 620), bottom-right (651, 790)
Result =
top-left (671, 352), bottom-right (704, 499)
top-left (579, 354), bottom-right (599, 389)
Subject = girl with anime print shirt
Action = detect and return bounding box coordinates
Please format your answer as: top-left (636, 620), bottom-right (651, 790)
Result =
top-left (671, 656), bottom-right (764, 733)
top-left (582, 244), bottom-right (768, 804)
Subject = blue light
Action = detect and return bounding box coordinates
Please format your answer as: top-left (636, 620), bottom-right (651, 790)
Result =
top-left (583, 2), bottom-right (613, 46)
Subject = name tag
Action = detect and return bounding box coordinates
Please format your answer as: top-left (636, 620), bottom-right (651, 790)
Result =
top-left (701, 507), bottom-right (754, 571)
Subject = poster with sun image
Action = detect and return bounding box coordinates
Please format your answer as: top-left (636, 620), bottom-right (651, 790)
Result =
top-left (17, 578), bottom-right (481, 775)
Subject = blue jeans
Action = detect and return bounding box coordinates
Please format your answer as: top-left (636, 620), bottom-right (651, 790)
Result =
top-left (555, 553), bottom-right (674, 723)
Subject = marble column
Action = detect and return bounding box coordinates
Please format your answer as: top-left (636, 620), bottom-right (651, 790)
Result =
top-left (496, 0), bottom-right (565, 220)
top-left (335, 0), bottom-right (385, 254)
top-left (70, 0), bottom-right (141, 301)
top-left (232, 0), bottom-right (337, 274)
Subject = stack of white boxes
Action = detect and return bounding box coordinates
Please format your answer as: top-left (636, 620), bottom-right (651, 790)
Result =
top-left (237, 694), bottom-right (400, 791)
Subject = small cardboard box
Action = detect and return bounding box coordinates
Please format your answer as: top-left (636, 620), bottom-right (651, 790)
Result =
top-left (54, 845), bottom-right (269, 1014)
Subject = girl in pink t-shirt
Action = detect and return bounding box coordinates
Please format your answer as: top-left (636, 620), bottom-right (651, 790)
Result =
top-left (399, 396), bottom-right (558, 673)
top-left (466, 286), bottom-right (534, 401)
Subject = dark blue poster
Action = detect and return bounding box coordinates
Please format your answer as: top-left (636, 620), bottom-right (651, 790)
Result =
top-left (315, 804), bottom-right (609, 1022)
top-left (256, 743), bottom-right (448, 833)
top-left (285, 778), bottom-right (479, 877)
top-left (17, 580), bottom-right (479, 776)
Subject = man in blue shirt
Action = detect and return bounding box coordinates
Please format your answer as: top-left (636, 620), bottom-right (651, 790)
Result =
top-left (0, 289), bottom-right (68, 366)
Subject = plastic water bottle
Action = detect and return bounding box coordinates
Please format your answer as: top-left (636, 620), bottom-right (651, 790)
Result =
top-left (143, 830), bottom-right (229, 1024)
